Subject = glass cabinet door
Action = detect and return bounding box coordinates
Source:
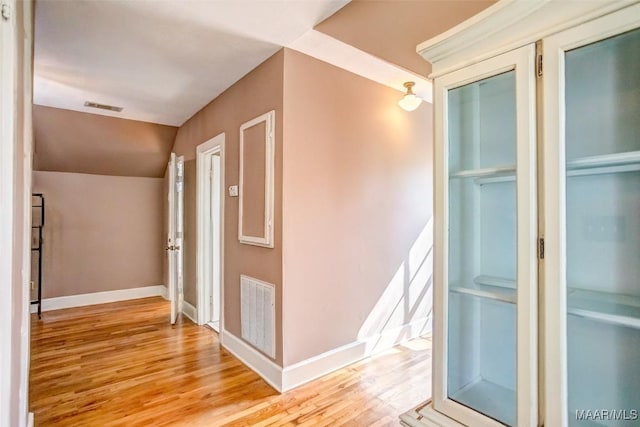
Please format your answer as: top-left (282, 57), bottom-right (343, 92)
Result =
top-left (447, 70), bottom-right (517, 426)
top-left (564, 27), bottom-right (640, 427)
top-left (544, 7), bottom-right (640, 427)
top-left (433, 44), bottom-right (537, 427)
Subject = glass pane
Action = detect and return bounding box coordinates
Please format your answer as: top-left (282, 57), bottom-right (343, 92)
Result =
top-left (447, 71), bottom-right (517, 426)
top-left (565, 28), bottom-right (640, 426)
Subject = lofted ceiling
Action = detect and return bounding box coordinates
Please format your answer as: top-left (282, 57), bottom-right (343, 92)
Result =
top-left (32, 0), bottom-right (494, 178)
top-left (34, 0), bottom-right (349, 126)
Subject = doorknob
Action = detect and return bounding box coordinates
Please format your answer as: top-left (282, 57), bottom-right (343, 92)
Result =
top-left (165, 245), bottom-right (175, 251)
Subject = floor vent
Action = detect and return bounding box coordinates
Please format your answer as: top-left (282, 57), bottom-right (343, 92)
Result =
top-left (241, 275), bottom-right (275, 358)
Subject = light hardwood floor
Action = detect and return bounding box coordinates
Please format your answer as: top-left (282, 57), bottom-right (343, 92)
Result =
top-left (29, 297), bottom-right (431, 426)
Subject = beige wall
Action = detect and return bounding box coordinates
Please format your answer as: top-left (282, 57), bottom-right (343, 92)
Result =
top-left (172, 50), bottom-right (284, 364)
top-left (315, 0), bottom-right (495, 76)
top-left (32, 171), bottom-right (165, 298)
top-left (33, 105), bottom-right (178, 177)
top-left (281, 49), bottom-right (434, 366)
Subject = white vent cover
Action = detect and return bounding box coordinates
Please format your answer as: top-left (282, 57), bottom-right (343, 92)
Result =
top-left (240, 275), bottom-right (275, 358)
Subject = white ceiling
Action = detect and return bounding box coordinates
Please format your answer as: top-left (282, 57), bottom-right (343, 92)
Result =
top-left (34, 0), bottom-right (349, 126)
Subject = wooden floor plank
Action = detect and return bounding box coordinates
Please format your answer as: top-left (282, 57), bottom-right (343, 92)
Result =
top-left (29, 297), bottom-right (431, 426)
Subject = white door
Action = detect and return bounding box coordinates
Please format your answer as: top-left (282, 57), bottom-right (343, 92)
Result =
top-left (167, 153), bottom-right (184, 325)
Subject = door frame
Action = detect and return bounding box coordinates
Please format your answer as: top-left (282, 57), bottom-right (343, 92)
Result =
top-left (196, 133), bottom-right (225, 330)
top-left (1, 0), bottom-right (33, 424)
top-left (0, 0), bottom-right (18, 422)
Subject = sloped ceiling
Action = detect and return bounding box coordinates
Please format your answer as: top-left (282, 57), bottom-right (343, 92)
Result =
top-left (315, 0), bottom-right (496, 76)
top-left (33, 0), bottom-right (348, 177)
top-left (34, 0), bottom-right (349, 126)
top-left (32, 0), bottom-right (495, 178)
top-left (33, 105), bottom-right (177, 178)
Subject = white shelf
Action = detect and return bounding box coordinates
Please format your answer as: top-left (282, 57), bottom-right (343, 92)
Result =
top-left (451, 276), bottom-right (640, 330)
top-left (568, 288), bottom-right (640, 330)
top-left (450, 276), bottom-right (516, 304)
top-left (449, 151), bottom-right (640, 185)
top-left (450, 378), bottom-right (515, 426)
top-left (449, 165), bottom-right (515, 180)
top-left (567, 151), bottom-right (640, 177)
top-left (567, 150), bottom-right (640, 169)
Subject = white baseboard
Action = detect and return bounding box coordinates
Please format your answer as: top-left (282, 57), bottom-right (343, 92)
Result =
top-left (30, 285), bottom-right (166, 313)
top-left (27, 412), bottom-right (33, 427)
top-left (281, 316), bottom-right (431, 391)
top-left (218, 317), bottom-right (431, 394)
top-left (160, 285), bottom-right (169, 300)
top-left (182, 301), bottom-right (197, 323)
top-left (220, 328), bottom-right (283, 392)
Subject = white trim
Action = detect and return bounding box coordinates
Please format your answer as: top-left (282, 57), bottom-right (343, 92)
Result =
top-left (220, 328), bottom-right (283, 392)
top-left (282, 316), bottom-right (431, 392)
top-left (160, 285), bottom-right (169, 300)
top-left (238, 110), bottom-right (275, 248)
top-left (19, 1), bottom-right (34, 425)
top-left (182, 301), bottom-right (197, 324)
top-left (288, 29), bottom-right (433, 103)
top-left (221, 319), bottom-right (431, 395)
top-left (0, 1), bottom-right (18, 424)
top-left (29, 286), bottom-right (166, 313)
top-left (401, 401), bottom-right (465, 427)
top-left (26, 413), bottom-right (33, 427)
top-left (418, 0), bottom-right (634, 78)
top-left (196, 133), bottom-right (225, 329)
top-left (167, 153), bottom-right (177, 324)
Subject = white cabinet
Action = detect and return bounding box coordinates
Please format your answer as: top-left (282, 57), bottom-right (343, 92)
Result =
top-left (402, 1), bottom-right (640, 426)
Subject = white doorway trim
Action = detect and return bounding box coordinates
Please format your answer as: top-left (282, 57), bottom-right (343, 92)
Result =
top-left (0, 0), bottom-right (18, 423)
top-left (196, 133), bottom-right (225, 332)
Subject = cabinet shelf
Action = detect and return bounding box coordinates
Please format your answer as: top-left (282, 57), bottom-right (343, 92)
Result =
top-left (449, 151), bottom-right (640, 185)
top-left (451, 275), bottom-right (640, 330)
top-left (450, 276), bottom-right (516, 304)
top-left (567, 150), bottom-right (640, 178)
top-left (449, 166), bottom-right (516, 181)
top-left (568, 288), bottom-right (640, 330)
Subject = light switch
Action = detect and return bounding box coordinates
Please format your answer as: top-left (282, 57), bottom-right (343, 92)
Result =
top-left (228, 185), bottom-right (239, 197)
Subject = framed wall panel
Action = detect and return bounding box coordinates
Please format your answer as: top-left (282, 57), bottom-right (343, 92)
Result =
top-left (239, 110), bottom-right (275, 247)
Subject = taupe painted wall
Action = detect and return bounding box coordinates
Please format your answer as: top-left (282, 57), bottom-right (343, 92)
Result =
top-left (33, 105), bottom-right (178, 177)
top-left (172, 50), bottom-right (284, 364)
top-left (32, 171), bottom-right (165, 298)
top-left (281, 49), bottom-right (434, 366)
top-left (315, 0), bottom-right (495, 76)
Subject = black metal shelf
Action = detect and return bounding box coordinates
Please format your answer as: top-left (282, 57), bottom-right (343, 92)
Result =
top-left (31, 193), bottom-right (44, 319)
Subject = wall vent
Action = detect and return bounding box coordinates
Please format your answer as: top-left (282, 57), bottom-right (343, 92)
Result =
top-left (84, 101), bottom-right (123, 112)
top-left (241, 275), bottom-right (275, 358)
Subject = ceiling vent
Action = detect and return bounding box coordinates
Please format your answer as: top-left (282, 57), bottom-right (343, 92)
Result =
top-left (84, 101), bottom-right (123, 112)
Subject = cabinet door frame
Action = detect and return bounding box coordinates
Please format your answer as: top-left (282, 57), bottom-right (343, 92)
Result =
top-left (433, 43), bottom-right (538, 427)
top-left (542, 4), bottom-right (640, 426)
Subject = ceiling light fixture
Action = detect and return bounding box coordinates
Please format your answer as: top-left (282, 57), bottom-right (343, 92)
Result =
top-left (398, 81), bottom-right (422, 112)
top-left (84, 101), bottom-right (123, 112)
